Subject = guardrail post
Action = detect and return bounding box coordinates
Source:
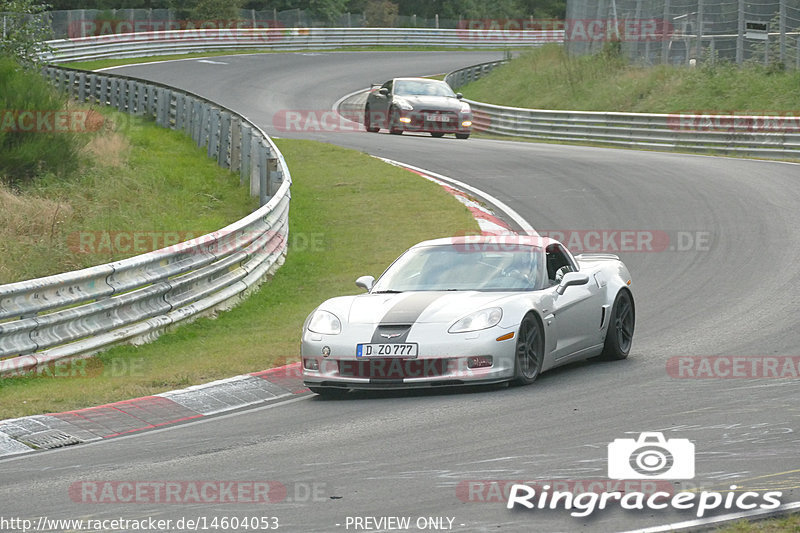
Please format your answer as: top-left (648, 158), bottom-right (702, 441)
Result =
top-left (66, 70), bottom-right (76, 98)
top-left (99, 76), bottom-right (108, 105)
top-left (156, 88), bottom-right (169, 127)
top-left (145, 85), bottom-right (156, 118)
top-left (175, 93), bottom-right (186, 130)
top-left (199, 104), bottom-right (211, 148)
top-left (218, 111), bottom-right (232, 168)
top-left (168, 93), bottom-right (177, 129)
top-left (258, 141), bottom-right (269, 206)
top-left (184, 97), bottom-right (196, 137)
top-left (87, 73), bottom-right (98, 104)
top-left (77, 72), bottom-right (87, 102)
top-left (240, 124), bottom-right (252, 186)
top-left (267, 155), bottom-right (280, 199)
top-left (249, 135), bottom-right (261, 199)
top-left (208, 108), bottom-right (221, 159)
top-left (230, 117), bottom-right (241, 173)
top-left (137, 82), bottom-right (147, 115)
top-left (127, 80), bottom-right (137, 113)
top-left (110, 78), bottom-right (120, 109)
top-left (191, 100), bottom-right (202, 144)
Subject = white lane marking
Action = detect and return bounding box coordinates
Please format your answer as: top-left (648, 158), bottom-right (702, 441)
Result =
top-left (196, 59), bottom-right (228, 64)
top-left (95, 55), bottom-right (223, 71)
top-left (331, 86), bottom-right (371, 129)
top-left (618, 500), bottom-right (800, 533)
top-left (378, 158), bottom-right (537, 236)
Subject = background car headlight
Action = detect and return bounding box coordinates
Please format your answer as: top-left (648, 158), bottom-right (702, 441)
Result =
top-left (308, 310), bottom-right (342, 335)
top-left (460, 102), bottom-right (471, 113)
top-left (449, 307), bottom-right (503, 333)
top-left (394, 98), bottom-right (414, 111)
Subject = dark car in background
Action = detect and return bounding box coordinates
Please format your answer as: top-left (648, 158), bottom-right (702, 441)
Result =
top-left (364, 77), bottom-right (472, 139)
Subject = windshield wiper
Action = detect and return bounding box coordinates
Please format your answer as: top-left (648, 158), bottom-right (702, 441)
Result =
top-left (372, 290), bottom-right (403, 294)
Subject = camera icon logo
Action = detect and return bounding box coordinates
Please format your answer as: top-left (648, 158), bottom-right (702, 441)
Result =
top-left (608, 432), bottom-right (695, 480)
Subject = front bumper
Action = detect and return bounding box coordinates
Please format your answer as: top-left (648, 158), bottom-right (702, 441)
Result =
top-left (301, 324), bottom-right (516, 390)
top-left (397, 110), bottom-right (472, 134)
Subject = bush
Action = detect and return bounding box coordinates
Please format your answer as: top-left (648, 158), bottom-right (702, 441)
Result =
top-left (0, 56), bottom-right (88, 188)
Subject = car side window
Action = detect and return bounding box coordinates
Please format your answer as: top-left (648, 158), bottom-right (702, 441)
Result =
top-left (546, 244), bottom-right (576, 285)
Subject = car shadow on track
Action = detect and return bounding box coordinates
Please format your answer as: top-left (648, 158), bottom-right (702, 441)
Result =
top-left (307, 358), bottom-right (611, 401)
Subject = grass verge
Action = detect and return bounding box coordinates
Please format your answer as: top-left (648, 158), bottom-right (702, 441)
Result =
top-left (460, 44), bottom-right (800, 113)
top-left (0, 108), bottom-right (257, 284)
top-left (0, 139), bottom-right (479, 419)
top-left (715, 513), bottom-right (800, 532)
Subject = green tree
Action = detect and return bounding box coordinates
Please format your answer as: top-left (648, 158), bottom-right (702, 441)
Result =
top-left (514, 0), bottom-right (566, 19)
top-left (0, 0), bottom-right (53, 67)
top-left (308, 0), bottom-right (347, 23)
top-left (364, 0), bottom-right (397, 27)
top-left (192, 0), bottom-right (241, 20)
top-left (191, 0), bottom-right (242, 20)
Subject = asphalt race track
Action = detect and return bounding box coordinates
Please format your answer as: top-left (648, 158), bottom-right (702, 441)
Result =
top-left (2, 52), bottom-right (799, 532)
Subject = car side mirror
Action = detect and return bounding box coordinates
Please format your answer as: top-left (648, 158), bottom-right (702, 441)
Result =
top-left (456, 92), bottom-right (463, 99)
top-left (356, 275), bottom-right (375, 291)
top-left (556, 272), bottom-right (590, 295)
top-left (379, 88), bottom-right (389, 96)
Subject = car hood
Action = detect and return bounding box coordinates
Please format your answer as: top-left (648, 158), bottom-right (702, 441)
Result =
top-left (395, 95), bottom-right (466, 112)
top-left (326, 291), bottom-right (512, 326)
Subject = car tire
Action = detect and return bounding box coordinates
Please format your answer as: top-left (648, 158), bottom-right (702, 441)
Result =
top-left (389, 107), bottom-right (403, 135)
top-left (430, 132), bottom-right (445, 138)
top-left (455, 133), bottom-right (470, 139)
top-left (308, 386), bottom-right (349, 398)
top-left (364, 105), bottom-right (379, 133)
top-left (513, 313), bottom-right (544, 385)
top-left (601, 290), bottom-right (635, 360)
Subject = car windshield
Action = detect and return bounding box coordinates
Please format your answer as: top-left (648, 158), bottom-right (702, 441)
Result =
top-left (393, 80), bottom-right (457, 98)
top-left (371, 244), bottom-right (541, 292)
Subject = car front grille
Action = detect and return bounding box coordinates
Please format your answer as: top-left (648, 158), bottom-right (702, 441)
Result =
top-left (337, 358), bottom-right (449, 379)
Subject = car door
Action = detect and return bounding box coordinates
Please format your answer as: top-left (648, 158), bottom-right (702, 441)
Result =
top-left (370, 80), bottom-right (392, 127)
top-left (545, 244), bottom-right (604, 360)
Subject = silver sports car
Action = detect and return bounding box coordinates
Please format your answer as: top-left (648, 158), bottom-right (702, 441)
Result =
top-left (301, 235), bottom-right (635, 396)
top-left (364, 77), bottom-right (472, 138)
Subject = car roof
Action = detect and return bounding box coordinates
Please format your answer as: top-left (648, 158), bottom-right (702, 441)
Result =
top-left (393, 77), bottom-right (446, 83)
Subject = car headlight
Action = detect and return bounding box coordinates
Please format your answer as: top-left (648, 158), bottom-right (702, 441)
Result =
top-left (449, 307), bottom-right (503, 333)
top-left (308, 310), bottom-right (342, 335)
top-left (460, 102), bottom-right (471, 113)
top-left (394, 98), bottom-right (414, 111)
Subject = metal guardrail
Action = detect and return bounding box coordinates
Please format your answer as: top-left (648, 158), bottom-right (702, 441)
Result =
top-left (0, 66), bottom-right (291, 375)
top-left (446, 62), bottom-right (800, 158)
top-left (44, 27), bottom-right (562, 63)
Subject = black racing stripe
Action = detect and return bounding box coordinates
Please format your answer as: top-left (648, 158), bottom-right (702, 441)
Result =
top-left (370, 292), bottom-right (445, 343)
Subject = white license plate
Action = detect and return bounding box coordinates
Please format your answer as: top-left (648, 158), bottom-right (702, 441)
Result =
top-left (425, 114), bottom-right (450, 122)
top-left (357, 343), bottom-right (418, 358)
